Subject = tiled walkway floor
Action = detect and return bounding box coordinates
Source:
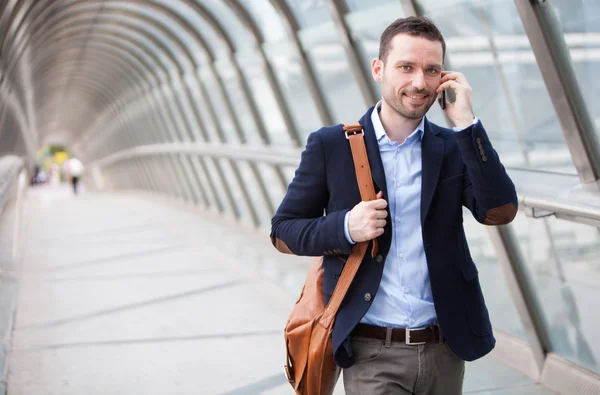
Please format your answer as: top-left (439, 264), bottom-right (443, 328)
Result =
top-left (6, 185), bottom-right (557, 394)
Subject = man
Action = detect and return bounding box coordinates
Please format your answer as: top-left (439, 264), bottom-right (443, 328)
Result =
top-left (67, 157), bottom-right (84, 195)
top-left (270, 16), bottom-right (517, 394)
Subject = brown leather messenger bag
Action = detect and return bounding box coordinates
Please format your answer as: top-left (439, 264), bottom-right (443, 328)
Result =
top-left (283, 122), bottom-right (379, 395)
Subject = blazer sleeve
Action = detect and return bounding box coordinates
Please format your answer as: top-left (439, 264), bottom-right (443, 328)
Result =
top-left (455, 120), bottom-right (518, 225)
top-left (270, 131), bottom-right (354, 256)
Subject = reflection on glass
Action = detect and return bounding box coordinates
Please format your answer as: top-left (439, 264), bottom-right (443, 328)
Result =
top-left (418, 0), bottom-right (576, 174)
top-left (264, 41), bottom-right (323, 142)
top-left (299, 23), bottom-right (366, 123)
top-left (511, 214), bottom-right (600, 373)
top-left (463, 209), bottom-right (526, 339)
top-left (549, 0), bottom-right (600, 148)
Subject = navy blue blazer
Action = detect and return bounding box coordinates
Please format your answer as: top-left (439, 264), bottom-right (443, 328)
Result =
top-left (270, 106), bottom-right (518, 368)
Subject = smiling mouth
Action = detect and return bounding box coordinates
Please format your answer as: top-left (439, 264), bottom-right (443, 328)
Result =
top-left (404, 93), bottom-right (429, 104)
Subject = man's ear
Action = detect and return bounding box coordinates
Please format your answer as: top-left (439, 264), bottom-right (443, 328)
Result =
top-left (371, 58), bottom-right (383, 83)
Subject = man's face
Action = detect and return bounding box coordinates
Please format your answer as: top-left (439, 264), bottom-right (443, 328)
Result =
top-left (372, 34), bottom-right (444, 120)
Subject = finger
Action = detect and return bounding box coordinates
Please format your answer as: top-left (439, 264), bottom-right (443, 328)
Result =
top-left (376, 210), bottom-right (388, 219)
top-left (372, 198), bottom-right (388, 209)
top-left (436, 80), bottom-right (462, 94)
top-left (376, 190), bottom-right (383, 199)
top-left (376, 219), bottom-right (386, 228)
top-left (440, 71), bottom-right (466, 84)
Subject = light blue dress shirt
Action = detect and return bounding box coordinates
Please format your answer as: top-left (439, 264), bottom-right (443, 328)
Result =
top-left (343, 102), bottom-right (476, 329)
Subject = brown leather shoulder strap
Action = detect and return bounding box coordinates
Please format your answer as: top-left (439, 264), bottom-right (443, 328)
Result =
top-left (321, 123), bottom-right (378, 326)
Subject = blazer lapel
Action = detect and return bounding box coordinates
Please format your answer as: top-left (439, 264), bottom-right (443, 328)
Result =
top-left (420, 118), bottom-right (444, 226)
top-left (359, 107), bottom-right (388, 199)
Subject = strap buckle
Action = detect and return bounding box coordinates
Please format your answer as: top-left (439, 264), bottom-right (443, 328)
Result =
top-left (345, 130), bottom-right (364, 139)
top-left (405, 327), bottom-right (426, 345)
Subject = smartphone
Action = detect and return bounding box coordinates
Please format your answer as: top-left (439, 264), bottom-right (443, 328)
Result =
top-left (439, 67), bottom-right (447, 110)
top-left (440, 90), bottom-right (446, 110)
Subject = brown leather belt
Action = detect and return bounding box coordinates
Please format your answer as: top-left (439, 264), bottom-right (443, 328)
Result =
top-left (352, 323), bottom-right (443, 345)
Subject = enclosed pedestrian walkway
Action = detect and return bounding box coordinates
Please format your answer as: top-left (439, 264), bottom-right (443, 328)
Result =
top-left (2, 0), bottom-right (600, 394)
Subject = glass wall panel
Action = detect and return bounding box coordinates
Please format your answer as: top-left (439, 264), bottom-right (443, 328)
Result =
top-left (198, 67), bottom-right (242, 144)
top-left (182, 72), bottom-right (221, 142)
top-left (418, 0), bottom-right (577, 175)
top-left (166, 0), bottom-right (230, 59)
top-left (256, 162), bottom-right (286, 216)
top-left (218, 158), bottom-right (253, 226)
top-left (235, 161), bottom-right (272, 227)
top-left (511, 214), bottom-right (600, 373)
top-left (283, 0), bottom-right (331, 29)
top-left (463, 209), bottom-right (526, 339)
top-left (114, 1), bottom-right (206, 65)
top-left (299, 23), bottom-right (366, 123)
top-left (343, 1), bottom-right (405, 97)
top-left (234, 51), bottom-right (291, 147)
top-left (212, 58), bottom-right (264, 145)
top-left (549, 0), bottom-right (600, 144)
top-left (196, 0), bottom-right (254, 50)
top-left (238, 0), bottom-right (286, 42)
top-left (263, 41), bottom-right (322, 142)
top-left (203, 157), bottom-right (235, 220)
top-left (92, 12), bottom-right (192, 69)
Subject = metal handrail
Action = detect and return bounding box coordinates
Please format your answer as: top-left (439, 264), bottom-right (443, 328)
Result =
top-left (518, 194), bottom-right (600, 222)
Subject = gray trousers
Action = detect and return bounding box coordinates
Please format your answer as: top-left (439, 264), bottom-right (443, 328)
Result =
top-left (343, 336), bottom-right (465, 395)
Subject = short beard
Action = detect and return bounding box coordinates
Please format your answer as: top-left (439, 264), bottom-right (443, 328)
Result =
top-left (383, 88), bottom-right (435, 121)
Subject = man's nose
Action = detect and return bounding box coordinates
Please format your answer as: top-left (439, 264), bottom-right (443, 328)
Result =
top-left (411, 71), bottom-right (426, 90)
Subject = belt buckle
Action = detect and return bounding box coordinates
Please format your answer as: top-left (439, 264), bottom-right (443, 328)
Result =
top-left (405, 327), bottom-right (426, 345)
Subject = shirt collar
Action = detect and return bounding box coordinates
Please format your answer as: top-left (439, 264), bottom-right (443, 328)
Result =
top-left (371, 101), bottom-right (425, 144)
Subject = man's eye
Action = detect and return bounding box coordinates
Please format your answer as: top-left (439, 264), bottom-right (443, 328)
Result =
top-left (400, 65), bottom-right (411, 71)
top-left (427, 69), bottom-right (439, 75)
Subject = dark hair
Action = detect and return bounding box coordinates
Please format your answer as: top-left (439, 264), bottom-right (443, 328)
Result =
top-left (378, 16), bottom-right (446, 62)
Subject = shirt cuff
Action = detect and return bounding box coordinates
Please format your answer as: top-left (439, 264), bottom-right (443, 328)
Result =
top-left (344, 211), bottom-right (356, 245)
top-left (452, 116), bottom-right (478, 132)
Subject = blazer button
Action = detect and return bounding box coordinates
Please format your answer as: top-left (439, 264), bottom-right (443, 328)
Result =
top-left (364, 293), bottom-right (372, 302)
top-left (482, 155), bottom-right (488, 162)
top-left (375, 254), bottom-right (384, 263)
top-left (476, 137), bottom-right (481, 144)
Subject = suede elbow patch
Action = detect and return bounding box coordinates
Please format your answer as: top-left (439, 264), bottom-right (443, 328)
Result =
top-left (484, 203), bottom-right (518, 225)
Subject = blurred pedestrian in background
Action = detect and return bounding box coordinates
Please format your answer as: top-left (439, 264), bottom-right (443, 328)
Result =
top-left (67, 157), bottom-right (84, 195)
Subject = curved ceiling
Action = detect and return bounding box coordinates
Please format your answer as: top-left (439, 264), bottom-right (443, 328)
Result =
top-left (0, 0), bottom-right (289, 158)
